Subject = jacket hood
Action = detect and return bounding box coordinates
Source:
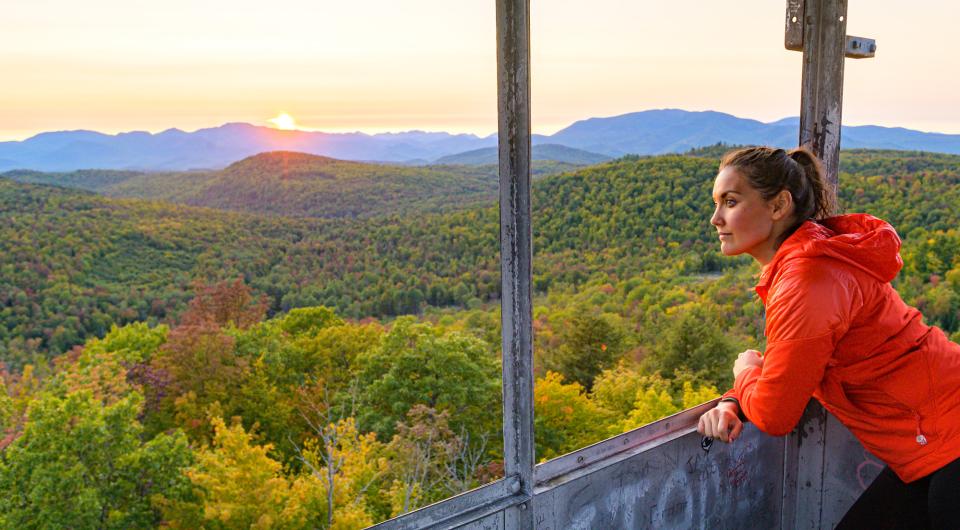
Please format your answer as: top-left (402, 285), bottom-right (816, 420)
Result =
top-left (757, 214), bottom-right (903, 296)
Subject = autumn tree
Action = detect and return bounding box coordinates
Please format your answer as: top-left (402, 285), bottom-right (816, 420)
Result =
top-left (291, 322), bottom-right (382, 393)
top-left (1, 363), bottom-right (44, 449)
top-left (385, 405), bottom-right (460, 515)
top-left (619, 385), bottom-right (679, 432)
top-left (533, 371), bottom-right (613, 460)
top-left (295, 414), bottom-right (385, 528)
top-left (179, 278), bottom-right (267, 329)
top-left (157, 416), bottom-right (317, 529)
top-left (280, 306), bottom-right (344, 337)
top-left (617, 378), bottom-right (719, 432)
top-left (591, 360), bottom-right (657, 417)
top-left (441, 424), bottom-right (491, 496)
top-left (680, 381), bottom-right (720, 409)
top-left (83, 322), bottom-right (169, 365)
top-left (228, 313), bottom-right (382, 466)
top-left (0, 391), bottom-right (193, 529)
top-left (234, 313), bottom-right (381, 394)
top-left (542, 313), bottom-right (625, 391)
top-left (645, 303), bottom-right (739, 389)
top-left (354, 318), bottom-right (500, 442)
top-left (148, 279), bottom-right (264, 441)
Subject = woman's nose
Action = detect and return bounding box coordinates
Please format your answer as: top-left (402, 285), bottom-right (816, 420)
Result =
top-left (710, 207), bottom-right (723, 227)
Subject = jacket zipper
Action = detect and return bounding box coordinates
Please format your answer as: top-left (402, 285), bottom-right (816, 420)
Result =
top-left (914, 411), bottom-right (928, 446)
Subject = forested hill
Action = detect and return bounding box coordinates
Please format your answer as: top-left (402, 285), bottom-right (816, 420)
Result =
top-left (3, 149), bottom-right (960, 367)
top-left (107, 151), bottom-right (506, 218)
top-left (4, 153), bottom-right (499, 219)
top-left (1, 152), bottom-right (581, 219)
top-left (1, 169), bottom-right (148, 192)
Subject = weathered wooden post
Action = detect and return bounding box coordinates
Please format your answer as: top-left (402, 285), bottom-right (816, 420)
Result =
top-left (497, 0), bottom-right (535, 528)
top-left (785, 0), bottom-right (875, 189)
top-left (782, 2), bottom-right (875, 527)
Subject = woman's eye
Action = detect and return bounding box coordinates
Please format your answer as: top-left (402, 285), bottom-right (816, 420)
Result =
top-left (725, 200), bottom-right (736, 207)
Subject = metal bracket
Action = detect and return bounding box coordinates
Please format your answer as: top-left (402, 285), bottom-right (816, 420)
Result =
top-left (844, 36), bottom-right (876, 59)
top-left (786, 0), bottom-right (876, 59)
top-left (785, 0), bottom-right (805, 51)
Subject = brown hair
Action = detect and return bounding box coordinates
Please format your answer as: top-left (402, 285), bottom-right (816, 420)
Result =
top-left (719, 146), bottom-right (835, 238)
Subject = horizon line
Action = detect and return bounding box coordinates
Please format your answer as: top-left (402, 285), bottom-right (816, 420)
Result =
top-left (3, 108), bottom-right (960, 143)
top-left (0, 108), bottom-right (786, 142)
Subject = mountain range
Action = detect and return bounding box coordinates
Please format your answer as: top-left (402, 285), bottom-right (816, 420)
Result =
top-left (3, 109), bottom-right (960, 172)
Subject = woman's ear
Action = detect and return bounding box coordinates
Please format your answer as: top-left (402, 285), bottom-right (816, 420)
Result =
top-left (770, 189), bottom-right (794, 221)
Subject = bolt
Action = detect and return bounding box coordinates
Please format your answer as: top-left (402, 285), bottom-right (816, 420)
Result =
top-left (510, 479), bottom-right (521, 493)
top-left (869, 43), bottom-right (877, 53)
top-left (851, 40), bottom-right (860, 49)
top-left (576, 455), bottom-right (584, 464)
top-left (519, 503), bottom-right (527, 511)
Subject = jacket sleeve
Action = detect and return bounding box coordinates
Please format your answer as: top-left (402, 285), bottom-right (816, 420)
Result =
top-left (731, 260), bottom-right (862, 436)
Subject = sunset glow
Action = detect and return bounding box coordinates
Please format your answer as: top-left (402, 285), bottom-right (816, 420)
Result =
top-left (267, 113), bottom-right (298, 130)
top-left (1, 0), bottom-right (959, 140)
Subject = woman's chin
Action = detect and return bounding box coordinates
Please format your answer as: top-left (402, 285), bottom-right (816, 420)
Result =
top-left (719, 244), bottom-right (740, 256)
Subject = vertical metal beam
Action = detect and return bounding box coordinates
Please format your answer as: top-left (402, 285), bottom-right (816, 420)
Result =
top-left (496, 0), bottom-right (535, 529)
top-left (781, 401), bottom-right (829, 529)
top-left (798, 0), bottom-right (848, 191)
top-left (789, 4), bottom-right (859, 526)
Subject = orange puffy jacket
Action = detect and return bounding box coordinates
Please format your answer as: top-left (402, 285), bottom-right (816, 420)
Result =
top-left (723, 214), bottom-right (960, 482)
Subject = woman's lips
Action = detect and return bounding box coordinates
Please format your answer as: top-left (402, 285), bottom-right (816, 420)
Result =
top-left (718, 233), bottom-right (732, 239)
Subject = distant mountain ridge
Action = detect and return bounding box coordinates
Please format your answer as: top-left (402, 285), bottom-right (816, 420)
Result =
top-left (3, 109), bottom-right (960, 171)
top-left (434, 144), bottom-right (611, 165)
top-left (0, 124), bottom-right (500, 172)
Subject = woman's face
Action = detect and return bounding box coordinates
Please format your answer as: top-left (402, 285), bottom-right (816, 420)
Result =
top-left (710, 166), bottom-right (782, 265)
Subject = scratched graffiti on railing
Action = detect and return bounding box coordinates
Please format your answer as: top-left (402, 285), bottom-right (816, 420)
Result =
top-left (442, 407), bottom-right (882, 530)
top-left (856, 449), bottom-right (884, 491)
top-left (534, 433), bottom-right (781, 530)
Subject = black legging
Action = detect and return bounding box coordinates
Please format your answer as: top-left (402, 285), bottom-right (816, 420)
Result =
top-left (836, 456), bottom-right (960, 529)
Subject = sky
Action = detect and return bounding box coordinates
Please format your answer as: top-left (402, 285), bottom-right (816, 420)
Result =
top-left (1, 0), bottom-right (958, 141)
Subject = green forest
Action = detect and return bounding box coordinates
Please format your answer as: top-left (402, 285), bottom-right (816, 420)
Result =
top-left (1, 148), bottom-right (960, 527)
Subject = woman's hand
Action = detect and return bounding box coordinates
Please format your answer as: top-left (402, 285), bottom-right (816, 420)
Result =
top-left (697, 401), bottom-right (743, 443)
top-left (733, 349), bottom-right (763, 378)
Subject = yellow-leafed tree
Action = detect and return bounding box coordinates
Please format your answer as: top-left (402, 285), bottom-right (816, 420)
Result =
top-left (533, 371), bottom-right (613, 461)
top-left (158, 416), bottom-right (313, 529)
top-left (296, 416), bottom-right (385, 529)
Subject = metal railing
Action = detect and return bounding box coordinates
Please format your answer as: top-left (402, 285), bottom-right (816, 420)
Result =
top-left (372, 400), bottom-right (881, 529)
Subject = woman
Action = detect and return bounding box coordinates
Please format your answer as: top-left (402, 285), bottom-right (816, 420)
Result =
top-left (696, 146), bottom-right (960, 529)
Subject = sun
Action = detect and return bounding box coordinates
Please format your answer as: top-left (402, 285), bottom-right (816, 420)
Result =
top-left (267, 112), bottom-right (298, 130)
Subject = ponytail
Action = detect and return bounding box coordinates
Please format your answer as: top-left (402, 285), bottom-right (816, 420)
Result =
top-left (787, 147), bottom-right (835, 221)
